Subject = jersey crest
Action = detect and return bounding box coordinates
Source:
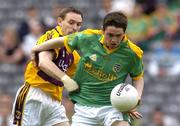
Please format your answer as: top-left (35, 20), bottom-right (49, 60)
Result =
top-left (113, 63), bottom-right (121, 73)
top-left (89, 54), bottom-right (97, 62)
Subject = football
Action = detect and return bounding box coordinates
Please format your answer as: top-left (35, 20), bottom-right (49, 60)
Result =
top-left (110, 83), bottom-right (139, 112)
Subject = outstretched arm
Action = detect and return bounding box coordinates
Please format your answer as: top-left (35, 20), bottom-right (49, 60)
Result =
top-left (32, 37), bottom-right (65, 53)
top-left (31, 37), bottom-right (65, 66)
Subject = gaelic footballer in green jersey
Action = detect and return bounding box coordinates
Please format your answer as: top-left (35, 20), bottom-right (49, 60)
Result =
top-left (64, 29), bottom-right (143, 106)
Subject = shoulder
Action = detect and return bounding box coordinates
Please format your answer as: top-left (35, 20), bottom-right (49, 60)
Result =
top-left (37, 27), bottom-right (61, 45)
top-left (43, 26), bottom-right (62, 38)
top-left (81, 29), bottom-right (103, 35)
top-left (127, 40), bottom-right (143, 59)
top-left (74, 29), bottom-right (103, 41)
top-left (68, 29), bottom-right (102, 41)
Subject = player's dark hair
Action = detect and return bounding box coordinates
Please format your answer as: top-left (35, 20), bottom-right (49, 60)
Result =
top-left (103, 11), bottom-right (127, 32)
top-left (59, 7), bottom-right (83, 20)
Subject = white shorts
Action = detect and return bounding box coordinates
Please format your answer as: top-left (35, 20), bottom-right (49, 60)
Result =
top-left (71, 104), bottom-right (130, 126)
top-left (11, 83), bottom-right (69, 126)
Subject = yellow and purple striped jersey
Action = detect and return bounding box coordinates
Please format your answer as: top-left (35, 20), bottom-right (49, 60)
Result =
top-left (24, 26), bottom-right (80, 101)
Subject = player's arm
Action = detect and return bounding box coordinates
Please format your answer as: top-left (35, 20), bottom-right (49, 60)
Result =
top-left (133, 77), bottom-right (144, 99)
top-left (38, 50), bottom-right (65, 80)
top-left (38, 50), bottom-right (79, 92)
top-left (129, 77), bottom-right (144, 119)
top-left (32, 37), bottom-right (65, 53)
top-left (31, 37), bottom-right (65, 66)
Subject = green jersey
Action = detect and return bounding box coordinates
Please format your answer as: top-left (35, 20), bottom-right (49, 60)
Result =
top-left (64, 29), bottom-right (144, 106)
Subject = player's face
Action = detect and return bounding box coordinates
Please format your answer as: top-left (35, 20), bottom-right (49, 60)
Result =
top-left (58, 12), bottom-right (82, 35)
top-left (103, 26), bottom-right (125, 49)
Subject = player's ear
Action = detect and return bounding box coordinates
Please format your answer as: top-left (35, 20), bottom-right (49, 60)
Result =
top-left (101, 26), bottom-right (105, 34)
top-left (57, 17), bottom-right (63, 25)
top-left (101, 25), bottom-right (103, 31)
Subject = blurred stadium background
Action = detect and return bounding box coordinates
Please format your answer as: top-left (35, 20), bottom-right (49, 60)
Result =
top-left (0, 0), bottom-right (180, 125)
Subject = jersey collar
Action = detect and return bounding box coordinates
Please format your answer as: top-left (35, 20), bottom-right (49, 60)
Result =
top-left (56, 26), bottom-right (64, 36)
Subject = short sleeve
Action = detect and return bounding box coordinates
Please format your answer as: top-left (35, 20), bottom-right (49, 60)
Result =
top-left (64, 33), bottom-right (81, 53)
top-left (129, 54), bottom-right (144, 80)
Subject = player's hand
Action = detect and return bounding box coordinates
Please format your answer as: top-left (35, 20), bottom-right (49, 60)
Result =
top-left (129, 108), bottom-right (142, 119)
top-left (61, 75), bottom-right (79, 92)
top-left (128, 99), bottom-right (142, 119)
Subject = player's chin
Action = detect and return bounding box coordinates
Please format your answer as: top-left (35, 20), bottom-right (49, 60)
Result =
top-left (69, 31), bottom-right (75, 34)
top-left (110, 44), bottom-right (118, 49)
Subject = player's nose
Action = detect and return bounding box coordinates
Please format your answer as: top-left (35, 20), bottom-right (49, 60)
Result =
top-left (72, 24), bottom-right (79, 32)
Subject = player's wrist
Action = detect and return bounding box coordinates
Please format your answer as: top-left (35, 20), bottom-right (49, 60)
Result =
top-left (137, 98), bottom-right (142, 106)
top-left (61, 74), bottom-right (79, 92)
